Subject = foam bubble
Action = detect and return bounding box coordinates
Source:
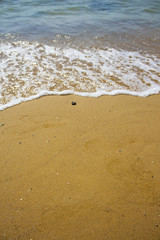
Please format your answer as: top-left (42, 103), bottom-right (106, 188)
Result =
top-left (0, 41), bottom-right (160, 110)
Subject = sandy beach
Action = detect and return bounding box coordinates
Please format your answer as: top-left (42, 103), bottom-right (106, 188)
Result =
top-left (0, 94), bottom-right (160, 240)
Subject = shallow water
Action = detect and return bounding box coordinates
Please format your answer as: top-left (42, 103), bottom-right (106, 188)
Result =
top-left (0, 0), bottom-right (160, 110)
top-left (0, 0), bottom-right (160, 37)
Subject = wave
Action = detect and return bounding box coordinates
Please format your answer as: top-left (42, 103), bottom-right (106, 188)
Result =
top-left (0, 40), bottom-right (160, 110)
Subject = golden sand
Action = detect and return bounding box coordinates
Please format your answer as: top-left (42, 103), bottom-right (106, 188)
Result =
top-left (0, 95), bottom-right (160, 240)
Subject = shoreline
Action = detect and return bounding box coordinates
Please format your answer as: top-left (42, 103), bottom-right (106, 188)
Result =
top-left (1, 87), bottom-right (160, 111)
top-left (0, 94), bottom-right (160, 240)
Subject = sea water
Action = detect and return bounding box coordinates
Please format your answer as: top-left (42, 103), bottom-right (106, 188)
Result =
top-left (0, 0), bottom-right (160, 110)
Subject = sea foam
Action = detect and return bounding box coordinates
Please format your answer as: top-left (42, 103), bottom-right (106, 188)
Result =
top-left (0, 41), bottom-right (160, 110)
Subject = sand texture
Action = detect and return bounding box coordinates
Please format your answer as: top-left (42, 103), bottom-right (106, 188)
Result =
top-left (0, 95), bottom-right (160, 240)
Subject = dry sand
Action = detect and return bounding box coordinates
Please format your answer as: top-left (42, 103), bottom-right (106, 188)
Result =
top-left (0, 95), bottom-right (160, 240)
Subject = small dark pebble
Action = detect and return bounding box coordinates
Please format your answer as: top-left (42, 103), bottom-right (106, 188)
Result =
top-left (156, 225), bottom-right (159, 228)
top-left (119, 149), bottom-right (122, 152)
top-left (19, 142), bottom-right (22, 144)
top-left (72, 102), bottom-right (76, 105)
top-left (152, 176), bottom-right (154, 178)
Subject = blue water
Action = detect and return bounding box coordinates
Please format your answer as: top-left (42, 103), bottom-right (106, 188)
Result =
top-left (0, 0), bottom-right (160, 38)
top-left (0, 0), bottom-right (160, 110)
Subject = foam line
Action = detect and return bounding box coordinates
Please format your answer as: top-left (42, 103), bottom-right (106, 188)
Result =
top-left (1, 87), bottom-right (160, 111)
top-left (0, 41), bottom-right (160, 110)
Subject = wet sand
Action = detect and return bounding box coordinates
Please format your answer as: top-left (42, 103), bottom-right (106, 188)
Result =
top-left (0, 95), bottom-right (160, 240)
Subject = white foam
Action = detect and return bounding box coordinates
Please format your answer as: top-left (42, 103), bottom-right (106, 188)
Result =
top-left (0, 41), bottom-right (160, 110)
top-left (1, 87), bottom-right (160, 111)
